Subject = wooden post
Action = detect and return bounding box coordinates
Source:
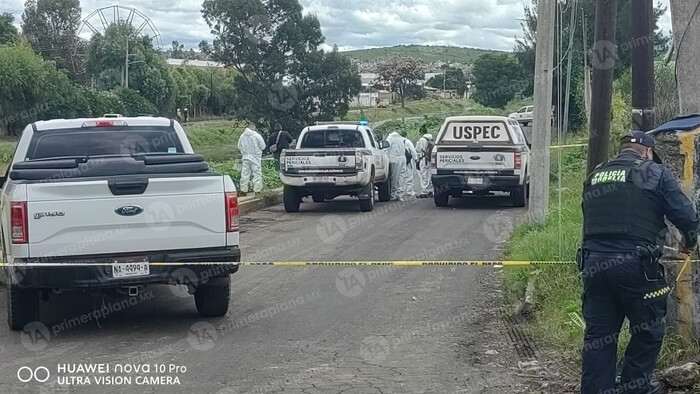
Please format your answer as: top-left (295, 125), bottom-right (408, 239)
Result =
top-left (586, 0), bottom-right (617, 175)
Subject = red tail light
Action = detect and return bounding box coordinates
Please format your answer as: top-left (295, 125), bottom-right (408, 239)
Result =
top-left (514, 152), bottom-right (522, 169)
top-left (11, 201), bottom-right (28, 244)
top-left (225, 192), bottom-right (239, 232)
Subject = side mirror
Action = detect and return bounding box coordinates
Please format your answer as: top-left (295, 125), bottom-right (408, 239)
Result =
top-left (380, 141), bottom-right (390, 149)
top-left (0, 176), bottom-right (7, 189)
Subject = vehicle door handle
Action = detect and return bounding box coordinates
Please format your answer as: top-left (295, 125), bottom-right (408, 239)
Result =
top-left (108, 178), bottom-right (149, 195)
top-left (470, 156), bottom-right (481, 160)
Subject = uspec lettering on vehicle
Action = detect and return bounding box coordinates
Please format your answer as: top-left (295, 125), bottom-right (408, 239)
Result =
top-left (440, 122), bottom-right (511, 143)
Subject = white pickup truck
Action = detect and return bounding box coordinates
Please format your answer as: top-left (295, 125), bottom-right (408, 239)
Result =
top-left (508, 105), bottom-right (534, 126)
top-left (431, 116), bottom-right (530, 207)
top-left (1, 117), bottom-right (241, 329)
top-left (279, 122), bottom-right (391, 212)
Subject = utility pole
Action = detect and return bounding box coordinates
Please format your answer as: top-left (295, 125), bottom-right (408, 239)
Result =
top-left (631, 0), bottom-right (655, 131)
top-left (528, 0), bottom-right (556, 225)
top-left (124, 38), bottom-right (129, 89)
top-left (587, 0), bottom-right (617, 175)
top-left (563, 4), bottom-right (579, 139)
top-left (671, 0), bottom-right (700, 115)
top-left (582, 9), bottom-right (592, 129)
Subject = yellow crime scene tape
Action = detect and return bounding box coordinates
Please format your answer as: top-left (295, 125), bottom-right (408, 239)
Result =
top-left (0, 260), bottom-right (577, 267)
top-left (3, 259), bottom-right (699, 268)
top-left (550, 143), bottom-right (588, 149)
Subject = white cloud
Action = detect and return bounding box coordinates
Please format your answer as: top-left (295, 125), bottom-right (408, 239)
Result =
top-left (5, 0), bottom-right (675, 51)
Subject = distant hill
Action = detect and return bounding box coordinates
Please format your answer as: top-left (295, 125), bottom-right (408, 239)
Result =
top-left (340, 45), bottom-right (508, 66)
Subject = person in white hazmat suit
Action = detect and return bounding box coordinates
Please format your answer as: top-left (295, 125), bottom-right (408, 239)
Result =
top-left (400, 131), bottom-right (418, 197)
top-left (415, 133), bottom-right (434, 197)
top-left (386, 131), bottom-right (407, 201)
top-left (237, 123), bottom-right (267, 194)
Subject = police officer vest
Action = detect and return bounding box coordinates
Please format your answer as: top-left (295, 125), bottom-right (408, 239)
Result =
top-left (582, 157), bottom-right (666, 244)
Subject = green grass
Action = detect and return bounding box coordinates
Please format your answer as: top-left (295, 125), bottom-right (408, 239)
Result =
top-left (504, 142), bottom-right (700, 370)
top-left (340, 44), bottom-right (506, 65)
top-left (184, 121), bottom-right (245, 162)
top-left (209, 159), bottom-right (282, 191)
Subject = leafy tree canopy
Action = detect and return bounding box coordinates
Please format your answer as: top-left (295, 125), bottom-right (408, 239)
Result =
top-left (376, 57), bottom-right (425, 108)
top-left (202, 0), bottom-right (361, 135)
top-left (0, 13), bottom-right (19, 45)
top-left (472, 54), bottom-right (524, 108)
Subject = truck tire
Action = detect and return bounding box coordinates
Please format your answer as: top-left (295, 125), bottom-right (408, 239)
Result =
top-left (359, 180), bottom-right (375, 212)
top-left (7, 283), bottom-right (40, 331)
top-left (377, 172), bottom-right (391, 202)
top-left (312, 193), bottom-right (325, 203)
top-left (194, 277), bottom-right (231, 317)
top-left (283, 185), bottom-right (301, 212)
top-left (511, 185), bottom-right (527, 207)
top-left (434, 191), bottom-right (449, 207)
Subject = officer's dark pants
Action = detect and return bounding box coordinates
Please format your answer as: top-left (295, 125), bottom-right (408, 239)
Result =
top-left (581, 251), bottom-right (668, 394)
top-left (273, 153), bottom-right (281, 170)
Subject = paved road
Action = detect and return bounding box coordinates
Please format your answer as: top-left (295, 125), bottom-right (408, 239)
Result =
top-left (0, 194), bottom-right (529, 394)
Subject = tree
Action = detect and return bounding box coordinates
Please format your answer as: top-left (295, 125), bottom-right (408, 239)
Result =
top-left (21, 0), bottom-right (82, 79)
top-left (85, 22), bottom-right (176, 114)
top-left (472, 54), bottom-right (524, 108)
top-left (170, 40), bottom-right (185, 59)
top-left (514, 0), bottom-right (671, 130)
top-left (0, 43), bottom-right (85, 135)
top-left (198, 40), bottom-right (212, 57)
top-left (202, 0), bottom-right (361, 134)
top-left (0, 13), bottom-right (19, 45)
top-left (427, 66), bottom-right (468, 96)
top-left (376, 57), bottom-right (425, 107)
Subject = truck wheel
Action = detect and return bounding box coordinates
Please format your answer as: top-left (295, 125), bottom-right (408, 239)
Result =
top-left (312, 193), bottom-right (325, 203)
top-left (511, 186), bottom-right (527, 207)
top-left (359, 175), bottom-right (375, 212)
top-left (377, 174), bottom-right (391, 202)
top-left (7, 283), bottom-right (40, 331)
top-left (194, 277), bottom-right (231, 317)
top-left (283, 185), bottom-right (301, 212)
top-left (434, 191), bottom-right (449, 207)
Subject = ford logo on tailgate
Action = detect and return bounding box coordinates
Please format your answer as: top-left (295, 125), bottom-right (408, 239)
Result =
top-left (114, 205), bottom-right (144, 216)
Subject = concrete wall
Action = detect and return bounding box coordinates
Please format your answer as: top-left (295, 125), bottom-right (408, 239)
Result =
top-left (655, 129), bottom-right (700, 338)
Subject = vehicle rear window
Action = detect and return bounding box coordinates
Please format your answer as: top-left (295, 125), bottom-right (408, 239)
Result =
top-left (300, 129), bottom-right (365, 149)
top-left (26, 127), bottom-right (184, 160)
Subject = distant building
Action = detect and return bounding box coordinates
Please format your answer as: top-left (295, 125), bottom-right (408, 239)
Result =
top-left (166, 59), bottom-right (224, 68)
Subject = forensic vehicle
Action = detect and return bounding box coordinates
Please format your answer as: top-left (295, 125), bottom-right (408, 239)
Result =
top-left (279, 122), bottom-right (391, 212)
top-left (1, 116), bottom-right (241, 329)
top-left (431, 116), bottom-right (530, 207)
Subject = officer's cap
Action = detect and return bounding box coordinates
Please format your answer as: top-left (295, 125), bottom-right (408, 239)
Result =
top-left (621, 131), bottom-right (654, 148)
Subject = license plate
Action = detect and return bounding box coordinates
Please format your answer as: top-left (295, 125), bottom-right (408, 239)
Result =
top-left (312, 176), bottom-right (331, 183)
top-left (112, 259), bottom-right (150, 278)
top-left (468, 177), bottom-right (484, 185)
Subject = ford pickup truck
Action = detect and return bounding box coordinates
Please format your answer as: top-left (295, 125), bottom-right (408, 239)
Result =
top-left (431, 116), bottom-right (530, 207)
top-left (279, 122), bottom-right (391, 212)
top-left (1, 116), bottom-right (240, 329)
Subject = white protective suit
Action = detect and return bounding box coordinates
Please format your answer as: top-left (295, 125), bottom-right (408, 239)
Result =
top-left (403, 138), bottom-right (418, 196)
top-left (415, 135), bottom-right (434, 194)
top-left (386, 132), bottom-right (407, 200)
top-left (237, 127), bottom-right (267, 193)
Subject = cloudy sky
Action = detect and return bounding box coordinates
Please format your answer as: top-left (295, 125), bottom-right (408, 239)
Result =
top-left (4, 0), bottom-right (673, 52)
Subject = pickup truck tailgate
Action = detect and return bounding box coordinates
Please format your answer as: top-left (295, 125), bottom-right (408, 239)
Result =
top-left (285, 149), bottom-right (358, 174)
top-left (26, 176), bottom-right (226, 258)
top-left (436, 148), bottom-right (515, 172)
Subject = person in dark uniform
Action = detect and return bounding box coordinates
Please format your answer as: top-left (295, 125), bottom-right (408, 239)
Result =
top-left (580, 131), bottom-right (699, 394)
top-left (267, 124), bottom-right (293, 170)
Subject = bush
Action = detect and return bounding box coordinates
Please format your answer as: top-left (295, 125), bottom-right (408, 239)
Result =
top-left (115, 88), bottom-right (158, 116)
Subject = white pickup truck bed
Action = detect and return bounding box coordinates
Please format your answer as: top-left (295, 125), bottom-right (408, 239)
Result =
top-left (2, 117), bottom-right (241, 329)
